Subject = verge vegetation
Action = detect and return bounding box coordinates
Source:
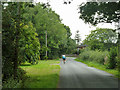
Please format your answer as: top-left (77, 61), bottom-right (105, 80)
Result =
top-left (21, 60), bottom-right (60, 88)
top-left (75, 58), bottom-right (119, 78)
top-left (2, 2), bottom-right (77, 88)
top-left (3, 59), bottom-right (60, 88)
top-left (75, 48), bottom-right (119, 79)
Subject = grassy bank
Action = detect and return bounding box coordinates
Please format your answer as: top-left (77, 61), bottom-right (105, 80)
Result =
top-left (75, 59), bottom-right (119, 79)
top-left (20, 59), bottom-right (60, 88)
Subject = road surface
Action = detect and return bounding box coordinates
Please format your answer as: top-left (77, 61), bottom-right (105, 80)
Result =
top-left (58, 57), bottom-right (118, 88)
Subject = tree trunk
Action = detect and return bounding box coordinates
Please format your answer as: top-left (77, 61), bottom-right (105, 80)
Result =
top-left (14, 41), bottom-right (18, 78)
top-left (14, 2), bottom-right (20, 79)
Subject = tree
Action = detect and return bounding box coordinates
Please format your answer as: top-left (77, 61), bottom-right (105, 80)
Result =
top-left (23, 3), bottom-right (68, 59)
top-left (79, 2), bottom-right (120, 25)
top-left (83, 28), bottom-right (117, 50)
top-left (2, 2), bottom-right (40, 79)
top-left (2, 2), bottom-right (24, 79)
top-left (75, 30), bottom-right (81, 45)
top-left (79, 2), bottom-right (120, 71)
top-left (61, 25), bottom-right (77, 54)
top-left (19, 22), bottom-right (40, 64)
top-left (78, 2), bottom-right (120, 46)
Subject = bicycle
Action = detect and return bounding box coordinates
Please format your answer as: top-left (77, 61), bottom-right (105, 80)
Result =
top-left (62, 55), bottom-right (66, 64)
top-left (63, 59), bottom-right (66, 64)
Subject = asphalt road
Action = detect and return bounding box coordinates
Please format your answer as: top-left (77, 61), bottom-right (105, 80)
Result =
top-left (58, 57), bottom-right (118, 88)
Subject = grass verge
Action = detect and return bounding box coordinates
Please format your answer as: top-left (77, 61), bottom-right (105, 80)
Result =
top-left (20, 59), bottom-right (60, 88)
top-left (75, 59), bottom-right (120, 79)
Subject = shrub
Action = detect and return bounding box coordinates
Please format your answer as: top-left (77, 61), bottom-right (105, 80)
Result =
top-left (2, 76), bottom-right (22, 88)
top-left (106, 47), bottom-right (117, 69)
top-left (78, 48), bottom-right (108, 64)
top-left (16, 68), bottom-right (27, 80)
top-left (2, 68), bottom-right (27, 88)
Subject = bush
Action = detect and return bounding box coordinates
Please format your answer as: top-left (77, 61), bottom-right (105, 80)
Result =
top-left (2, 76), bottom-right (22, 88)
top-left (106, 47), bottom-right (117, 69)
top-left (2, 57), bottom-right (14, 80)
top-left (2, 68), bottom-right (27, 88)
top-left (16, 68), bottom-right (27, 80)
top-left (78, 48), bottom-right (108, 64)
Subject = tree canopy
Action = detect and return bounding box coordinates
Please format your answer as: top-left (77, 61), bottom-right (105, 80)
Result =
top-left (79, 2), bottom-right (120, 71)
top-left (83, 28), bottom-right (117, 50)
top-left (2, 2), bottom-right (77, 80)
top-left (79, 2), bottom-right (120, 25)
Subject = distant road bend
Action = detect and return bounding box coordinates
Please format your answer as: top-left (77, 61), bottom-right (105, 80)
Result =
top-left (58, 57), bottom-right (118, 88)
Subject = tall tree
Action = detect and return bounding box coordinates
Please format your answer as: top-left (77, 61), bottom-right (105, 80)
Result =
top-left (83, 28), bottom-right (117, 50)
top-left (2, 2), bottom-right (40, 79)
top-left (79, 2), bottom-right (120, 71)
top-left (75, 30), bottom-right (81, 45)
top-left (64, 25), bottom-right (77, 54)
top-left (79, 2), bottom-right (120, 25)
top-left (23, 3), bottom-right (68, 59)
top-left (2, 2), bottom-right (23, 78)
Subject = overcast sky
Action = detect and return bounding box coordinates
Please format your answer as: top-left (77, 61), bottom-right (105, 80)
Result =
top-left (35, 0), bottom-right (116, 41)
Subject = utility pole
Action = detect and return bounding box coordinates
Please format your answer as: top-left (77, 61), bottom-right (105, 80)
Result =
top-left (118, 19), bottom-right (120, 72)
top-left (45, 30), bottom-right (47, 59)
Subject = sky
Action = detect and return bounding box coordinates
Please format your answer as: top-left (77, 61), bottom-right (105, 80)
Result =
top-left (35, 0), bottom-right (116, 42)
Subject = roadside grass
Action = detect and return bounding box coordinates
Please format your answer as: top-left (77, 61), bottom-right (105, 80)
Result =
top-left (75, 59), bottom-right (119, 79)
top-left (20, 59), bottom-right (60, 88)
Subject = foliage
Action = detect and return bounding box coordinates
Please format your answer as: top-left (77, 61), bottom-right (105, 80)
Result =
top-left (2, 2), bottom-right (40, 80)
top-left (64, 25), bottom-right (72, 38)
top-left (106, 47), bottom-right (117, 69)
top-left (24, 3), bottom-right (66, 59)
top-left (2, 68), bottom-right (27, 88)
top-left (78, 47), bottom-right (118, 70)
top-left (79, 2), bottom-right (120, 71)
top-left (21, 60), bottom-right (60, 88)
top-left (24, 3), bottom-right (76, 59)
top-left (19, 22), bottom-right (40, 64)
top-left (2, 2), bottom-right (23, 79)
top-left (3, 77), bottom-right (22, 88)
top-left (79, 2), bottom-right (120, 25)
top-left (66, 38), bottom-right (77, 54)
top-left (2, 2), bottom-right (77, 88)
top-left (78, 48), bottom-right (109, 64)
top-left (75, 59), bottom-right (119, 78)
top-left (83, 28), bottom-right (117, 51)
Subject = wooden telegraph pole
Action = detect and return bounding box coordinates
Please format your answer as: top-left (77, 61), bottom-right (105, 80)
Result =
top-left (118, 19), bottom-right (120, 72)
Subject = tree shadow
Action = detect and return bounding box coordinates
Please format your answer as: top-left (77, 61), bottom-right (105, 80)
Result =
top-left (20, 64), bottom-right (31, 66)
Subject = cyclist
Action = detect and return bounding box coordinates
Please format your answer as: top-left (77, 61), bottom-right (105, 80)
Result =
top-left (62, 55), bottom-right (66, 64)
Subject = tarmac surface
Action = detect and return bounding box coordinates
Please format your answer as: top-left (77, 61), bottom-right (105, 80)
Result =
top-left (58, 57), bottom-right (118, 88)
